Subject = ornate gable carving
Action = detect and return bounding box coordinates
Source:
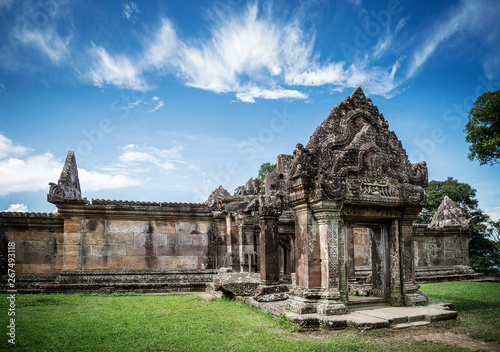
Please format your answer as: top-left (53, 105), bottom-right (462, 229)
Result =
top-left (48, 151), bottom-right (84, 203)
top-left (288, 87), bottom-right (428, 206)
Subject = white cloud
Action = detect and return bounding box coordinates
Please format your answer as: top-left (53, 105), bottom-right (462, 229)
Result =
top-left (123, 2), bottom-right (140, 23)
top-left (235, 86), bottom-right (307, 103)
top-left (0, 135), bottom-right (141, 196)
top-left (87, 3), bottom-right (407, 100)
top-left (2, 203), bottom-right (29, 212)
top-left (0, 152), bottom-right (62, 196)
top-left (78, 168), bottom-right (140, 191)
top-left (0, 133), bottom-right (30, 159)
top-left (119, 144), bottom-right (183, 171)
top-left (89, 45), bottom-right (149, 91)
top-left (144, 19), bottom-right (177, 68)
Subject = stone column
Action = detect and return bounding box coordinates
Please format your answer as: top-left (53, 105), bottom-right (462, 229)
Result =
top-left (388, 218), bottom-right (403, 305)
top-left (253, 195), bottom-right (289, 302)
top-left (346, 226), bottom-right (355, 286)
top-left (259, 212), bottom-right (280, 284)
top-left (313, 201), bottom-right (347, 315)
top-left (236, 215), bottom-right (257, 273)
top-left (401, 207), bottom-right (428, 306)
top-left (225, 213), bottom-right (238, 271)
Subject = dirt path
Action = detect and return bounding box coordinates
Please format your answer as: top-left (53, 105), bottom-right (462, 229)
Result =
top-left (414, 332), bottom-right (500, 352)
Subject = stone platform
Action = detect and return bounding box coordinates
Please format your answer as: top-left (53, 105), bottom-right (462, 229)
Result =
top-left (236, 296), bottom-right (457, 330)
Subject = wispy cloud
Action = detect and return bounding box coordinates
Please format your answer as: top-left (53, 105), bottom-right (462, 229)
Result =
top-left (119, 143), bottom-right (183, 171)
top-left (7, 1), bottom-right (71, 66)
top-left (89, 44), bottom-right (149, 90)
top-left (91, 3), bottom-right (407, 101)
top-left (407, 1), bottom-right (476, 79)
top-left (123, 2), bottom-right (140, 23)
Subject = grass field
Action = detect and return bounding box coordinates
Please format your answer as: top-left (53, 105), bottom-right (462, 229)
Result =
top-left (0, 282), bottom-right (498, 351)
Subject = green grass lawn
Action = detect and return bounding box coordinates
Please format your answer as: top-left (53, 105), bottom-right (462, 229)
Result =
top-left (420, 281), bottom-right (500, 342)
top-left (0, 281), bottom-right (498, 351)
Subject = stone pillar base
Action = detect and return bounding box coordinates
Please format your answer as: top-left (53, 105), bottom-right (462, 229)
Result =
top-left (287, 288), bottom-right (347, 315)
top-left (403, 282), bottom-right (428, 306)
top-left (253, 284), bottom-right (289, 302)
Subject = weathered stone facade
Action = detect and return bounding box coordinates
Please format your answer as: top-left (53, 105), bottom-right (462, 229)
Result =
top-left (413, 196), bottom-right (479, 283)
top-left (0, 88), bottom-right (476, 312)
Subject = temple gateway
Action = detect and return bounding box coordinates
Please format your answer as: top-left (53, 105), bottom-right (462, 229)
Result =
top-left (0, 88), bottom-right (478, 315)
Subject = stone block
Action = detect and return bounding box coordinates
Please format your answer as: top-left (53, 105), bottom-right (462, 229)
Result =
top-left (153, 221), bottom-right (175, 234)
top-left (22, 264), bottom-right (51, 275)
top-left (64, 233), bottom-right (81, 245)
top-left (81, 232), bottom-right (98, 245)
top-left (84, 219), bottom-right (105, 234)
top-left (65, 219), bottom-right (81, 233)
top-left (126, 246), bottom-right (150, 256)
top-left (253, 284), bottom-right (290, 302)
top-left (13, 232), bottom-right (27, 241)
top-left (64, 244), bottom-right (80, 256)
top-left (98, 232), bottom-right (134, 245)
top-left (63, 256), bottom-right (80, 270)
top-left (27, 231), bottom-right (52, 241)
top-left (122, 256), bottom-right (149, 270)
top-left (159, 256), bottom-right (198, 269)
top-left (92, 244), bottom-right (127, 257)
top-left (213, 272), bottom-right (261, 296)
top-left (106, 220), bottom-right (150, 235)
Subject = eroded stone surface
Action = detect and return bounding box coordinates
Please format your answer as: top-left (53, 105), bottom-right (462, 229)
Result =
top-left (213, 272), bottom-right (261, 296)
top-left (428, 196), bottom-right (470, 229)
top-left (253, 284), bottom-right (289, 302)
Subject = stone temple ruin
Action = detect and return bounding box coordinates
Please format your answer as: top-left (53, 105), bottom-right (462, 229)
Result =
top-left (0, 88), bottom-right (479, 318)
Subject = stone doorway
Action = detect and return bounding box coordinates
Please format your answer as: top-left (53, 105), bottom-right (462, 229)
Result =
top-left (347, 223), bottom-right (389, 301)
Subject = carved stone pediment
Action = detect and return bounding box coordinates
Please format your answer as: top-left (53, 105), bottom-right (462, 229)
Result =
top-left (47, 151), bottom-right (84, 204)
top-left (287, 87), bottom-right (428, 206)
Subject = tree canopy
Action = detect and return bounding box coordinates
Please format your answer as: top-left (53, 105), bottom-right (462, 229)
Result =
top-left (233, 162), bottom-right (277, 195)
top-left (417, 177), bottom-right (499, 274)
top-left (464, 89), bottom-right (500, 165)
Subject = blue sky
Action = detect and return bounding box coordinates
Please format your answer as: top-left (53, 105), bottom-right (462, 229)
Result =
top-left (0, 0), bottom-right (499, 221)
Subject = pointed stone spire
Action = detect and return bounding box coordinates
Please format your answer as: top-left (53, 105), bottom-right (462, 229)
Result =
top-left (428, 196), bottom-right (470, 229)
top-left (47, 151), bottom-right (82, 203)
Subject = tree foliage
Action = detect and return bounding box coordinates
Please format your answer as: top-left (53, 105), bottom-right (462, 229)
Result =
top-left (417, 177), bottom-right (499, 274)
top-left (233, 185), bottom-right (245, 195)
top-left (257, 162), bottom-right (277, 192)
top-left (464, 89), bottom-right (500, 165)
top-left (234, 162), bottom-right (277, 195)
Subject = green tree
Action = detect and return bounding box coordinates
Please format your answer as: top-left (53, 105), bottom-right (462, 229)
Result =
top-left (416, 177), bottom-right (499, 274)
top-left (257, 162), bottom-right (277, 192)
top-left (464, 89), bottom-right (500, 165)
top-left (234, 162), bottom-right (277, 195)
top-left (233, 185), bottom-right (245, 195)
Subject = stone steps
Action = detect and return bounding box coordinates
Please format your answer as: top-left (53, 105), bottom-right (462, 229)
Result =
top-left (34, 269), bottom-right (217, 293)
top-left (347, 297), bottom-right (390, 311)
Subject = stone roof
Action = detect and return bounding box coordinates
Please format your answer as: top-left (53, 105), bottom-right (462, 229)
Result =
top-left (428, 196), bottom-right (470, 229)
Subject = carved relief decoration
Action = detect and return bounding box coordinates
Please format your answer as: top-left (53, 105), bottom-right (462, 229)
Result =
top-left (287, 87), bottom-right (428, 206)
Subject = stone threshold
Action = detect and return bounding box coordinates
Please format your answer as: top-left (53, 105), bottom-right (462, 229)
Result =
top-left (236, 296), bottom-right (457, 330)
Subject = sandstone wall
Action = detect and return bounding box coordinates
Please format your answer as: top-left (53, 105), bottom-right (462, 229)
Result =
top-left (0, 212), bottom-right (64, 277)
top-left (56, 201), bottom-right (214, 272)
top-left (413, 225), bottom-right (470, 267)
